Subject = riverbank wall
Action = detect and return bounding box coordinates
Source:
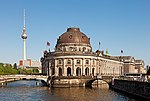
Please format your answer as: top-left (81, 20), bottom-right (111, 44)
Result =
top-left (109, 79), bottom-right (150, 100)
top-left (48, 76), bottom-right (107, 87)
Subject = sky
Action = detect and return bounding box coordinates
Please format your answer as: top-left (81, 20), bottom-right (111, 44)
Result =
top-left (0, 0), bottom-right (150, 66)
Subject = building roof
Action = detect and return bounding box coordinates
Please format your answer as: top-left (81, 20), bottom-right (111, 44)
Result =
top-left (135, 60), bottom-right (144, 65)
top-left (56, 28), bottom-right (90, 45)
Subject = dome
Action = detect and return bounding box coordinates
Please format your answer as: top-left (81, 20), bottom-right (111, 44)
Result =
top-left (57, 28), bottom-right (90, 45)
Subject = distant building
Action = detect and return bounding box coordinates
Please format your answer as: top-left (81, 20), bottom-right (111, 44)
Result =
top-left (3, 63), bottom-right (12, 67)
top-left (120, 56), bottom-right (145, 74)
top-left (41, 27), bottom-right (145, 76)
top-left (135, 60), bottom-right (145, 73)
top-left (19, 59), bottom-right (42, 73)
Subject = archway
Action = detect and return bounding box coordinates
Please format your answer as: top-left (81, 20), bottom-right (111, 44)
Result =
top-left (92, 68), bottom-right (94, 76)
top-left (59, 67), bottom-right (62, 76)
top-left (76, 67), bottom-right (81, 76)
top-left (85, 67), bottom-right (89, 76)
top-left (86, 79), bottom-right (109, 88)
top-left (52, 68), bottom-right (55, 75)
top-left (67, 67), bottom-right (71, 76)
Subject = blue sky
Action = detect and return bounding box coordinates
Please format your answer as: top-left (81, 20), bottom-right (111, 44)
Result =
top-left (0, 0), bottom-right (150, 66)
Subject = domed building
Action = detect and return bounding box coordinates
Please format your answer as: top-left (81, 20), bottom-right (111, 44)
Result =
top-left (41, 27), bottom-right (124, 77)
top-left (41, 27), bottom-right (144, 78)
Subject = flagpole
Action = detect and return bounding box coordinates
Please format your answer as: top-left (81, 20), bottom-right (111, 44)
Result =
top-left (121, 50), bottom-right (124, 77)
top-left (47, 41), bottom-right (50, 52)
top-left (98, 42), bottom-right (100, 50)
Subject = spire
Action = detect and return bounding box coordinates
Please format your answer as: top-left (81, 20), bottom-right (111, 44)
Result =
top-left (24, 9), bottom-right (26, 28)
top-left (21, 9), bottom-right (27, 39)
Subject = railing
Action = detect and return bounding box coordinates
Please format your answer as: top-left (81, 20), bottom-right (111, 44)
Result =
top-left (118, 76), bottom-right (150, 82)
top-left (0, 75), bottom-right (48, 82)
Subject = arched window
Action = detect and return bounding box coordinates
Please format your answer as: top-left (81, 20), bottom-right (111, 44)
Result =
top-left (79, 48), bottom-right (81, 51)
top-left (92, 68), bottom-right (94, 76)
top-left (82, 47), bottom-right (86, 52)
top-left (59, 67), bottom-right (62, 76)
top-left (77, 60), bottom-right (81, 64)
top-left (67, 60), bottom-right (71, 64)
top-left (76, 67), bottom-right (81, 76)
top-left (85, 67), bottom-right (89, 76)
top-left (67, 67), bottom-right (71, 76)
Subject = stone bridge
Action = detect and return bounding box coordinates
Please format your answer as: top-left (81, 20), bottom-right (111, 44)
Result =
top-left (0, 75), bottom-right (48, 85)
top-left (47, 75), bottom-right (116, 87)
top-left (85, 76), bottom-right (114, 87)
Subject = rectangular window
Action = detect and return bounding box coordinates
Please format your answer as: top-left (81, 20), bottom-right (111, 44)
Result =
top-left (58, 59), bottom-right (62, 64)
top-left (67, 60), bottom-right (71, 64)
top-left (77, 60), bottom-right (80, 64)
top-left (86, 60), bottom-right (89, 64)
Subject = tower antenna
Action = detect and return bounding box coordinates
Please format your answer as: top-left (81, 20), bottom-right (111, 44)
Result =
top-left (24, 9), bottom-right (26, 28)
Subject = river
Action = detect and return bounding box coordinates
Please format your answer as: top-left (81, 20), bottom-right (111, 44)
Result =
top-left (0, 80), bottom-right (142, 101)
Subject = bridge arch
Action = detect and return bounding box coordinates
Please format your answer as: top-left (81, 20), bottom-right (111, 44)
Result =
top-left (85, 77), bottom-right (113, 87)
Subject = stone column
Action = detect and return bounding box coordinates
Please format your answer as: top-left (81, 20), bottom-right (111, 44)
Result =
top-left (82, 58), bottom-right (85, 76)
top-left (96, 59), bottom-right (99, 75)
top-left (90, 59), bottom-right (92, 75)
top-left (63, 58), bottom-right (65, 76)
top-left (49, 60), bottom-right (51, 76)
top-left (54, 59), bottom-right (58, 76)
top-left (72, 58), bottom-right (76, 76)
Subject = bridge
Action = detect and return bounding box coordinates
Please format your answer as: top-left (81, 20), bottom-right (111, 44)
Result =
top-left (0, 75), bottom-right (48, 85)
top-left (47, 75), bottom-right (117, 87)
top-left (0, 75), bottom-right (118, 87)
top-left (84, 76), bottom-right (115, 87)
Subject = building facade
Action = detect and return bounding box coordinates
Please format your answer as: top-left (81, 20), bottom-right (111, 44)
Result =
top-left (19, 59), bottom-right (42, 73)
top-left (41, 28), bottom-right (145, 77)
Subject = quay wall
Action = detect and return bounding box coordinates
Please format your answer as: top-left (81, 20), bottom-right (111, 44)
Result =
top-left (51, 79), bottom-right (87, 87)
top-left (49, 78), bottom-right (108, 87)
top-left (109, 79), bottom-right (150, 100)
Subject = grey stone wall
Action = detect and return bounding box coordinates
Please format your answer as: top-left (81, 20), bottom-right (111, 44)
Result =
top-left (110, 79), bottom-right (150, 100)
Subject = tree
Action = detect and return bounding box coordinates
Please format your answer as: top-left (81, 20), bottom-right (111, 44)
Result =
top-left (13, 63), bottom-right (17, 69)
top-left (33, 69), bottom-right (39, 74)
top-left (147, 65), bottom-right (150, 75)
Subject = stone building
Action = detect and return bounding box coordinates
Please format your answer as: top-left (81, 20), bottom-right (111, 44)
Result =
top-left (119, 56), bottom-right (145, 74)
top-left (41, 27), bottom-right (145, 77)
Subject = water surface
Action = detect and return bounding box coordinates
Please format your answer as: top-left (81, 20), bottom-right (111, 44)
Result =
top-left (0, 80), bottom-right (141, 101)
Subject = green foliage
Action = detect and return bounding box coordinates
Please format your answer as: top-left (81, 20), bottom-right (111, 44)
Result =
top-left (13, 63), bottom-right (17, 69)
top-left (147, 68), bottom-right (150, 75)
top-left (0, 63), bottom-right (40, 75)
top-left (33, 69), bottom-right (39, 74)
top-left (0, 63), bottom-right (18, 74)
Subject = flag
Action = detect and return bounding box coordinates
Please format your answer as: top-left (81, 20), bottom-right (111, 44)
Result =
top-left (47, 41), bottom-right (50, 46)
top-left (99, 42), bottom-right (101, 46)
top-left (98, 42), bottom-right (101, 50)
top-left (121, 50), bottom-right (123, 54)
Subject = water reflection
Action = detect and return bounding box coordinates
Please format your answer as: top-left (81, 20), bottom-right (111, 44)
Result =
top-left (0, 80), bottom-right (141, 101)
top-left (5, 80), bottom-right (44, 87)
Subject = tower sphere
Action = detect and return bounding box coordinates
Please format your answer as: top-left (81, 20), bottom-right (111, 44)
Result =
top-left (21, 28), bottom-right (27, 39)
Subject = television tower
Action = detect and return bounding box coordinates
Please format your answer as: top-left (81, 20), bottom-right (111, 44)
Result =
top-left (21, 9), bottom-right (27, 61)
